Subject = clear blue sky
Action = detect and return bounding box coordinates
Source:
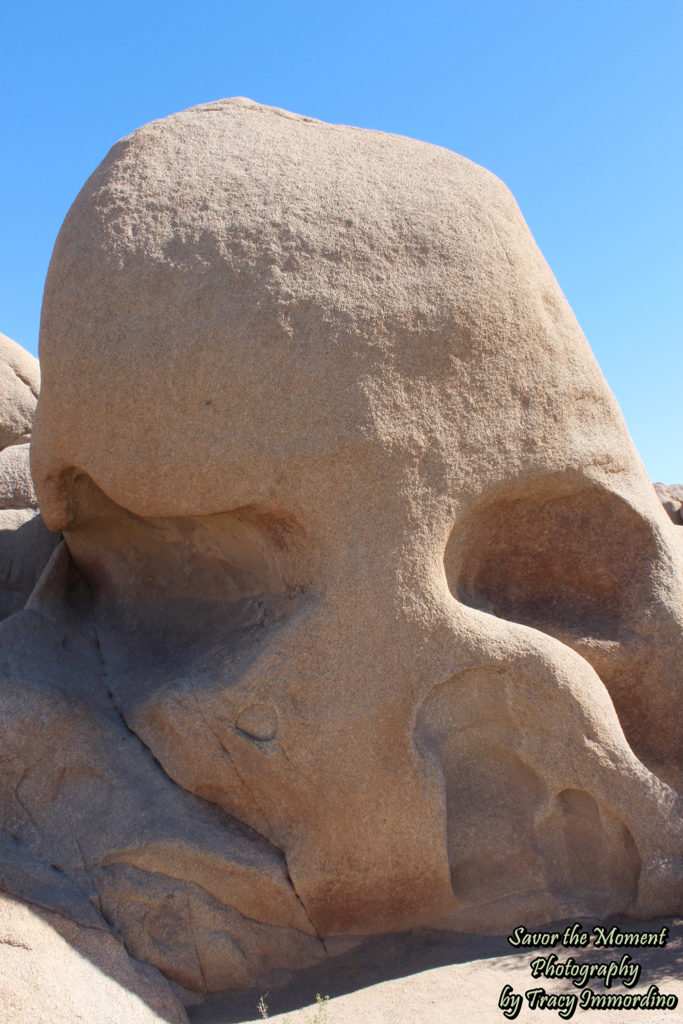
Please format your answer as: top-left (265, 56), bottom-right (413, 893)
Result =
top-left (2, 1), bottom-right (681, 481)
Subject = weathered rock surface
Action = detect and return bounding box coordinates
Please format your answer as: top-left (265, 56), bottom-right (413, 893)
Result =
top-left (1, 100), bottom-right (681, 1017)
top-left (1, 545), bottom-right (324, 997)
top-left (0, 892), bottom-right (189, 1024)
top-left (654, 482), bottom-right (683, 524)
top-left (0, 335), bottom-right (59, 618)
top-left (0, 443), bottom-right (37, 510)
top-left (0, 333), bottom-right (40, 451)
top-left (191, 917), bottom-right (683, 1024)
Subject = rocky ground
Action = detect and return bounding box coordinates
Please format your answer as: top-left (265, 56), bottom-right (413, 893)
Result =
top-left (187, 917), bottom-right (683, 1024)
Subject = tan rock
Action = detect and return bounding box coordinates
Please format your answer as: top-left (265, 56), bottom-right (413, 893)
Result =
top-left (0, 333), bottom-right (39, 451)
top-left (0, 99), bottom-right (680, 1010)
top-left (654, 482), bottom-right (683, 524)
top-left (0, 444), bottom-right (37, 509)
top-left (0, 893), bottom-right (188, 1024)
top-left (0, 339), bottom-right (59, 619)
top-left (196, 918), bottom-right (683, 1024)
top-left (1, 546), bottom-right (324, 994)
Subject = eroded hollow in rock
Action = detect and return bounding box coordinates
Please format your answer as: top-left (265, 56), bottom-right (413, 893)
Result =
top-left (58, 473), bottom-right (318, 839)
top-left (445, 481), bottom-right (660, 638)
top-left (415, 667), bottom-right (642, 926)
top-left (62, 472), bottom-right (312, 656)
top-left (443, 479), bottom-right (673, 777)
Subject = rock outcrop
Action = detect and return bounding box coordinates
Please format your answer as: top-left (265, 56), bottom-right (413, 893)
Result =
top-left (0, 892), bottom-right (188, 1024)
top-left (654, 482), bottom-right (683, 524)
top-left (0, 334), bottom-right (59, 619)
top-left (1, 101), bottom-right (681, 1017)
top-left (0, 332), bottom-right (40, 450)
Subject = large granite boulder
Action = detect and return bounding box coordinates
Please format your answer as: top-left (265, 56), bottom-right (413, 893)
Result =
top-left (1, 101), bottom-right (681, 1016)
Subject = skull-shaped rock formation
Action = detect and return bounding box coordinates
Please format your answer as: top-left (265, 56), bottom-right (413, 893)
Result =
top-left (2, 100), bottom-right (681, 1004)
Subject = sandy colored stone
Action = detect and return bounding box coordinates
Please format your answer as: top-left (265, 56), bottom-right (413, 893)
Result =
top-left (193, 918), bottom-right (683, 1024)
top-left (0, 333), bottom-right (39, 451)
top-left (0, 99), bottom-right (679, 1012)
top-left (654, 482), bottom-right (683, 524)
top-left (0, 893), bottom-right (188, 1024)
top-left (0, 545), bottom-right (324, 995)
top-left (0, 444), bottom-right (37, 509)
top-left (0, 340), bottom-right (59, 619)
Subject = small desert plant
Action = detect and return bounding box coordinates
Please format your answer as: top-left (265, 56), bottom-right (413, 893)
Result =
top-left (311, 993), bottom-right (330, 1023)
top-left (256, 991), bottom-right (330, 1022)
top-left (257, 993), bottom-right (270, 1019)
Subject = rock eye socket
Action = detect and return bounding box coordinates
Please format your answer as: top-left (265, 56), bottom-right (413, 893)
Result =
top-left (444, 478), bottom-right (666, 773)
top-left (445, 480), bottom-right (659, 641)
